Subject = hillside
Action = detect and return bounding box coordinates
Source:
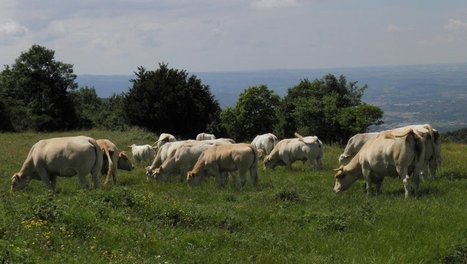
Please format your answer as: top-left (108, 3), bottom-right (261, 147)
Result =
top-left (1, 130), bottom-right (466, 263)
top-left (76, 63), bottom-right (467, 132)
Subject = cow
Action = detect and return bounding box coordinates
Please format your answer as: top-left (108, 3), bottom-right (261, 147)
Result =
top-left (251, 133), bottom-right (278, 158)
top-left (264, 133), bottom-right (323, 170)
top-left (187, 143), bottom-right (258, 189)
top-left (391, 124), bottom-right (441, 180)
top-left (153, 133), bottom-right (176, 150)
top-left (196, 132), bottom-right (216, 141)
top-left (129, 144), bottom-right (155, 166)
top-left (338, 132), bottom-right (379, 165)
top-left (151, 142), bottom-right (213, 182)
top-left (96, 139), bottom-right (134, 185)
top-left (333, 129), bottom-right (424, 198)
top-left (145, 140), bottom-right (196, 180)
top-left (11, 136), bottom-right (103, 192)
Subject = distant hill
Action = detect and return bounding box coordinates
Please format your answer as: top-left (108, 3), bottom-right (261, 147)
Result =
top-left (76, 63), bottom-right (467, 132)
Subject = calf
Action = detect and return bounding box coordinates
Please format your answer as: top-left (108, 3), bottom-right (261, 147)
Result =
top-left (129, 144), bottom-right (155, 166)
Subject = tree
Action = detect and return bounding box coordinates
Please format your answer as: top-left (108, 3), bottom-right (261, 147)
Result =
top-left (0, 44), bottom-right (79, 131)
top-left (124, 63), bottom-right (221, 138)
top-left (220, 85), bottom-right (280, 141)
top-left (70, 86), bottom-right (103, 129)
top-left (275, 74), bottom-right (383, 143)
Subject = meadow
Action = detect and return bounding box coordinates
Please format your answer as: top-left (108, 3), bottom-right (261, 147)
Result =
top-left (1, 129), bottom-right (466, 263)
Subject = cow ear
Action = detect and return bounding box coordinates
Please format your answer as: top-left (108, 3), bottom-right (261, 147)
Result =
top-left (334, 169), bottom-right (345, 178)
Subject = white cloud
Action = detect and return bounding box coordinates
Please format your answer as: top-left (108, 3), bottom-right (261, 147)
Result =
top-left (387, 24), bottom-right (402, 33)
top-left (251, 0), bottom-right (299, 9)
top-left (444, 19), bottom-right (467, 31)
top-left (0, 21), bottom-right (28, 37)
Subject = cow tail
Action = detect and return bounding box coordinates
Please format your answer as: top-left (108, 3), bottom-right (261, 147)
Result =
top-left (409, 130), bottom-right (424, 163)
top-left (248, 144), bottom-right (258, 168)
top-left (89, 139), bottom-right (103, 178)
top-left (103, 146), bottom-right (114, 181)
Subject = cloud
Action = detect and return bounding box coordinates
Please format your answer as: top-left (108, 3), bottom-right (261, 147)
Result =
top-left (0, 21), bottom-right (28, 37)
top-left (387, 24), bottom-right (402, 33)
top-left (251, 0), bottom-right (299, 9)
top-left (444, 19), bottom-right (467, 31)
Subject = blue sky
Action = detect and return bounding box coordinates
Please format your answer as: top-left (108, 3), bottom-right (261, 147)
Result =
top-left (1, 0), bottom-right (466, 74)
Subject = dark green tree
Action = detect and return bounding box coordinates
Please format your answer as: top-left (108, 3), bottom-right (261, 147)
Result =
top-left (70, 86), bottom-right (103, 129)
top-left (124, 63), bottom-right (220, 138)
top-left (275, 74), bottom-right (383, 143)
top-left (0, 44), bottom-right (79, 131)
top-left (220, 85), bottom-right (280, 141)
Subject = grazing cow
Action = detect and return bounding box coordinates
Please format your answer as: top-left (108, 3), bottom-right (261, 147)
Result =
top-left (392, 124), bottom-right (441, 180)
top-left (251, 133), bottom-right (278, 157)
top-left (129, 144), bottom-right (155, 166)
top-left (96, 139), bottom-right (134, 185)
top-left (11, 136), bottom-right (103, 191)
top-left (339, 132), bottom-right (379, 165)
top-left (264, 134), bottom-right (323, 170)
top-left (187, 143), bottom-right (258, 188)
top-left (151, 142), bottom-right (213, 182)
top-left (196, 132), bottom-right (216, 141)
top-left (145, 140), bottom-right (196, 179)
top-left (154, 133), bottom-right (176, 150)
top-left (333, 129), bottom-right (423, 198)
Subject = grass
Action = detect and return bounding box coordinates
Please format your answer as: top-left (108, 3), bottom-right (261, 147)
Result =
top-left (1, 129), bottom-right (466, 263)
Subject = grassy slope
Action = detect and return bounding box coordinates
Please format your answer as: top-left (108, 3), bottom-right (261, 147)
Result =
top-left (1, 130), bottom-right (466, 263)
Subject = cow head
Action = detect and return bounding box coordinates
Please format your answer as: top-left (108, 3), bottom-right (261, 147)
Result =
top-left (153, 167), bottom-right (167, 182)
top-left (263, 155), bottom-right (277, 170)
top-left (186, 171), bottom-right (202, 185)
top-left (117, 152), bottom-right (134, 171)
top-left (11, 173), bottom-right (28, 191)
top-left (333, 166), bottom-right (359, 193)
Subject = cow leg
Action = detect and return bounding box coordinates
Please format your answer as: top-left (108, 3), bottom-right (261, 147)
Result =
top-left (397, 167), bottom-right (410, 198)
top-left (36, 166), bottom-right (54, 191)
top-left (238, 169), bottom-right (247, 189)
top-left (316, 157), bottom-right (323, 170)
top-left (249, 166), bottom-right (258, 187)
top-left (429, 159), bottom-right (438, 180)
top-left (50, 176), bottom-right (58, 191)
top-left (361, 162), bottom-right (372, 195)
top-left (77, 174), bottom-right (90, 189)
top-left (374, 176), bottom-right (383, 194)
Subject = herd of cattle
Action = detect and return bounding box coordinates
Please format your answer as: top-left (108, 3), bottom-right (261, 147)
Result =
top-left (10, 124), bottom-right (441, 198)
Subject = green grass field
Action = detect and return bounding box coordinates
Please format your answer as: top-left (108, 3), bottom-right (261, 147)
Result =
top-left (1, 129), bottom-right (466, 263)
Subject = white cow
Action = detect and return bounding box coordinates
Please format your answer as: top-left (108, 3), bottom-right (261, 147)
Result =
top-left (339, 132), bottom-right (379, 165)
top-left (151, 142), bottom-right (213, 182)
top-left (251, 133), bottom-right (278, 158)
top-left (187, 143), bottom-right (258, 188)
top-left (154, 133), bottom-right (176, 149)
top-left (333, 129), bottom-right (424, 198)
top-left (196, 132), bottom-right (216, 141)
top-left (11, 136), bottom-right (103, 191)
top-left (264, 134), bottom-right (323, 170)
top-left (129, 144), bottom-right (155, 166)
top-left (145, 140), bottom-right (196, 179)
top-left (392, 124), bottom-right (441, 180)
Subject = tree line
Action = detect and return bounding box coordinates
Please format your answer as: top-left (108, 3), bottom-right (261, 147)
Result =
top-left (0, 45), bottom-right (383, 144)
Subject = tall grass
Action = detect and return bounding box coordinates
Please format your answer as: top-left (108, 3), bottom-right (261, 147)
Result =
top-left (1, 130), bottom-right (466, 263)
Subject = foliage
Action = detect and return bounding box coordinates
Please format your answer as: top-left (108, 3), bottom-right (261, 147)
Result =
top-left (275, 74), bottom-right (383, 143)
top-left (0, 44), bottom-right (79, 131)
top-left (220, 85), bottom-right (280, 141)
top-left (442, 128), bottom-right (467, 144)
top-left (0, 130), bottom-right (466, 263)
top-left (124, 63), bottom-right (221, 138)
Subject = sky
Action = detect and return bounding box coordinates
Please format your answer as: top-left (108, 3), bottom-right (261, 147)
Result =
top-left (1, 0), bottom-right (467, 75)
